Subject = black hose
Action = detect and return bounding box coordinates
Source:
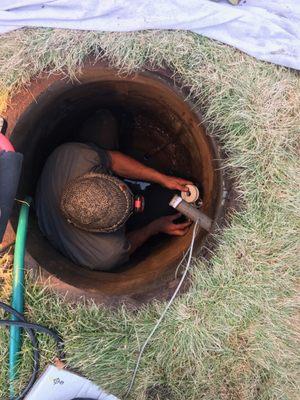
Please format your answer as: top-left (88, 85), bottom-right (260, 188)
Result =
top-left (0, 301), bottom-right (64, 400)
top-left (0, 320), bottom-right (64, 359)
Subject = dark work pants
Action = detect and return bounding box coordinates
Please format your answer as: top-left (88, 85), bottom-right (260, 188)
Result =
top-left (85, 110), bottom-right (176, 231)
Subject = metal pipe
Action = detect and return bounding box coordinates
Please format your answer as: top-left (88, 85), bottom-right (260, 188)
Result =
top-left (169, 194), bottom-right (212, 232)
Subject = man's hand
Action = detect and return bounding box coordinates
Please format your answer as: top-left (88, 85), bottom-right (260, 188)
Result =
top-left (127, 213), bottom-right (192, 254)
top-left (150, 213), bottom-right (192, 236)
top-left (160, 175), bottom-right (193, 192)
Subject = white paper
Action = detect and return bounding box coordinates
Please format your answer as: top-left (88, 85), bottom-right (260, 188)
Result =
top-left (25, 364), bottom-right (119, 400)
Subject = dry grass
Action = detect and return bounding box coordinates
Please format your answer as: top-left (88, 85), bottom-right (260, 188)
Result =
top-left (0, 28), bottom-right (299, 399)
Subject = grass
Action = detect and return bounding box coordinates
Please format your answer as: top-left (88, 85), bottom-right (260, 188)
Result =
top-left (0, 28), bottom-right (299, 399)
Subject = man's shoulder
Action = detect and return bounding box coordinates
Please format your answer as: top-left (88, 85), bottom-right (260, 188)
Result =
top-left (49, 142), bottom-right (99, 162)
top-left (54, 142), bottom-right (92, 153)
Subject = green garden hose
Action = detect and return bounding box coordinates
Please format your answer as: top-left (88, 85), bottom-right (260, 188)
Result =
top-left (9, 197), bottom-right (31, 398)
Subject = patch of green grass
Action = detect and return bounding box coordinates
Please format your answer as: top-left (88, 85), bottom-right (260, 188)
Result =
top-left (0, 29), bottom-right (299, 399)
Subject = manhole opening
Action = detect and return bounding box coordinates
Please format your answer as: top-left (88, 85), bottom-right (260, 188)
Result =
top-left (6, 65), bottom-right (225, 304)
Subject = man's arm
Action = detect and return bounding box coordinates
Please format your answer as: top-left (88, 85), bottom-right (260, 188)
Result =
top-left (127, 214), bottom-right (192, 254)
top-left (109, 151), bottom-right (192, 192)
top-left (127, 223), bottom-right (156, 255)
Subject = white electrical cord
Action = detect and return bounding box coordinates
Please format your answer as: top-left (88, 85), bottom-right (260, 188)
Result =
top-left (124, 221), bottom-right (199, 398)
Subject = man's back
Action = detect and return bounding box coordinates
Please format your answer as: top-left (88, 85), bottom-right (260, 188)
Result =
top-left (35, 142), bottom-right (130, 271)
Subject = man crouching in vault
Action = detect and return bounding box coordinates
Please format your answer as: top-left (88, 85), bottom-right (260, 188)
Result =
top-left (35, 110), bottom-right (192, 271)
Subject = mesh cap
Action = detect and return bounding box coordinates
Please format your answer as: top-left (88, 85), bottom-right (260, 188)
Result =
top-left (60, 172), bottom-right (133, 233)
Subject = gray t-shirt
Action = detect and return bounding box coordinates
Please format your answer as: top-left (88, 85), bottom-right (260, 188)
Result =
top-left (35, 142), bottom-right (130, 271)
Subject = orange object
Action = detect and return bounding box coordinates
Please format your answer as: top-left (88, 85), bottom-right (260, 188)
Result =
top-left (134, 195), bottom-right (145, 213)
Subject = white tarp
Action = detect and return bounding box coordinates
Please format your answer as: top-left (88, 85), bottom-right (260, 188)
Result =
top-left (0, 0), bottom-right (299, 70)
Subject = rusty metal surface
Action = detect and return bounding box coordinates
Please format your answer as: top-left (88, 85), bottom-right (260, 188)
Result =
top-left (3, 62), bottom-right (226, 305)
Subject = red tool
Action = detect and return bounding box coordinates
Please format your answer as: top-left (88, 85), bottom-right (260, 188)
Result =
top-left (0, 133), bottom-right (14, 152)
top-left (0, 116), bottom-right (14, 152)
